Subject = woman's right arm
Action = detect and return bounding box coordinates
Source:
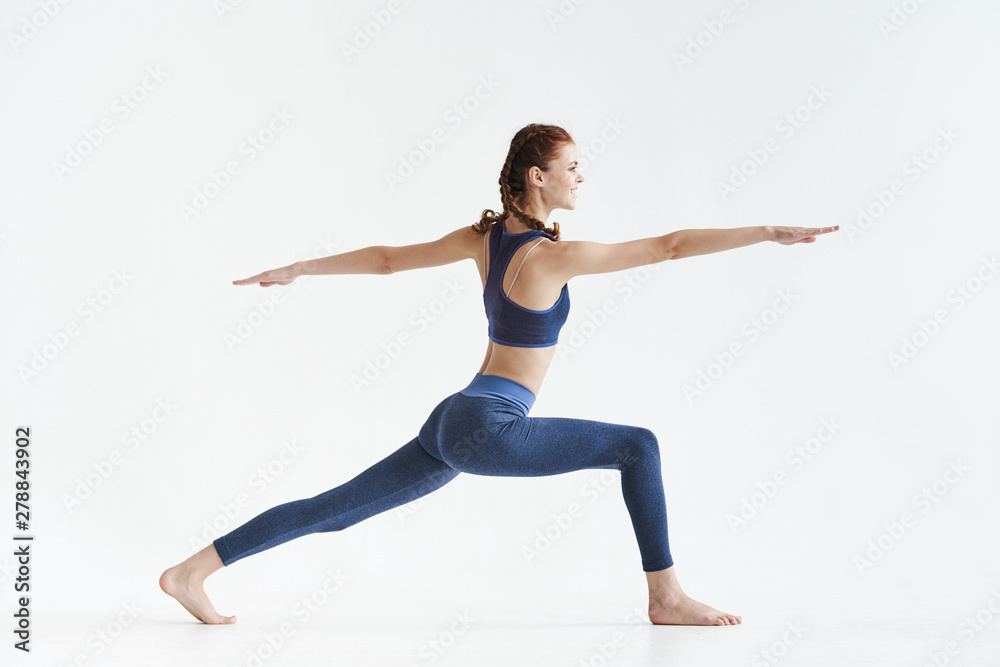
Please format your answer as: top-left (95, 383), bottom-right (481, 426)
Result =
top-left (666, 225), bottom-right (839, 258)
top-left (551, 225), bottom-right (838, 281)
top-left (665, 226), bottom-right (773, 259)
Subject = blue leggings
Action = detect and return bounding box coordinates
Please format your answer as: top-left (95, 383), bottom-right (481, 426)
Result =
top-left (213, 373), bottom-right (674, 572)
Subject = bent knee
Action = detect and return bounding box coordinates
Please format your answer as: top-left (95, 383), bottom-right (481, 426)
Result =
top-left (630, 427), bottom-right (661, 459)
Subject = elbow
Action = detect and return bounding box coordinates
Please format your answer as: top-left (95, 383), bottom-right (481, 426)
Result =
top-left (657, 237), bottom-right (678, 263)
top-left (377, 247), bottom-right (394, 275)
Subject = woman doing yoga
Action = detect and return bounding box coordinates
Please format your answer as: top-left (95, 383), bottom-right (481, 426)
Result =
top-left (159, 123), bottom-right (838, 626)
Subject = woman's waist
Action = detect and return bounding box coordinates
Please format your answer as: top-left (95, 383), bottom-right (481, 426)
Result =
top-left (459, 373), bottom-right (537, 415)
top-left (482, 344), bottom-right (552, 395)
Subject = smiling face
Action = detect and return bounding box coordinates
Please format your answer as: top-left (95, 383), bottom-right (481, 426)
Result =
top-left (527, 142), bottom-right (583, 214)
top-left (549, 143), bottom-right (584, 211)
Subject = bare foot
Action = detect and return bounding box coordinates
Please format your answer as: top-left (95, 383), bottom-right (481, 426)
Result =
top-left (159, 563), bottom-right (236, 625)
top-left (645, 566), bottom-right (741, 626)
top-left (649, 591), bottom-right (742, 626)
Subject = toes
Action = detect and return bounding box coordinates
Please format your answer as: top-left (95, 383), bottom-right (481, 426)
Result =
top-left (208, 614), bottom-right (237, 625)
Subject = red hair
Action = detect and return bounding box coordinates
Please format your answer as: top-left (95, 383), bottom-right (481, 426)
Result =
top-left (471, 123), bottom-right (574, 240)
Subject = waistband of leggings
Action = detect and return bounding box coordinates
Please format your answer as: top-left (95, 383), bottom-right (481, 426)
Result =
top-left (459, 373), bottom-right (536, 415)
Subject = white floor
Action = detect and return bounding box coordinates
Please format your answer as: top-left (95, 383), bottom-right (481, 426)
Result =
top-left (28, 585), bottom-right (1000, 666)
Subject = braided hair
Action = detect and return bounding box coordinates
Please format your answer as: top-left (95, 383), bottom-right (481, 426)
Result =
top-left (471, 123), bottom-right (575, 241)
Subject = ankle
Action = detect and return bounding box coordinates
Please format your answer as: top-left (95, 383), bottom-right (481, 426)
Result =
top-left (645, 566), bottom-right (682, 602)
top-left (649, 588), bottom-right (685, 606)
top-left (169, 561), bottom-right (209, 585)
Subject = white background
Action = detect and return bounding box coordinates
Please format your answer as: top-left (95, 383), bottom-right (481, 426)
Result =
top-left (2, 1), bottom-right (999, 665)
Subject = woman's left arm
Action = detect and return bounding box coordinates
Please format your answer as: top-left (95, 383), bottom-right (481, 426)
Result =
top-left (233, 227), bottom-right (476, 286)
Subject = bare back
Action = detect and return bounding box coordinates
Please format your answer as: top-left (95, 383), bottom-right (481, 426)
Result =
top-left (472, 222), bottom-right (566, 396)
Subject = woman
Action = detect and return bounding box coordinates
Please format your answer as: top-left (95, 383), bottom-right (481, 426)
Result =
top-left (160, 123), bottom-right (837, 626)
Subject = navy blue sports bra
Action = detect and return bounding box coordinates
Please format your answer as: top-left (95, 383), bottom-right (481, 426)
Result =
top-left (482, 221), bottom-right (570, 348)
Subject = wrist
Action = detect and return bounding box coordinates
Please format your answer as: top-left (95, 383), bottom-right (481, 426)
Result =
top-left (761, 225), bottom-right (775, 242)
top-left (292, 260), bottom-right (309, 277)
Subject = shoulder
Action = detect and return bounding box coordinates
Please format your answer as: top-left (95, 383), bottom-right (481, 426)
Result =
top-left (442, 224), bottom-right (491, 259)
top-left (521, 233), bottom-right (561, 264)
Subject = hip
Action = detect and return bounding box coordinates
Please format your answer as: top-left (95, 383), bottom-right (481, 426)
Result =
top-left (418, 374), bottom-right (535, 460)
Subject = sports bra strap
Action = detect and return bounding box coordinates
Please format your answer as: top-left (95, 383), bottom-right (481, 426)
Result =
top-left (505, 238), bottom-right (546, 298)
top-left (483, 223), bottom-right (490, 269)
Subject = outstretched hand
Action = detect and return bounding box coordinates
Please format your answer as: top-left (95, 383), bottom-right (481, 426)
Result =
top-left (233, 264), bottom-right (301, 287)
top-left (771, 225), bottom-right (840, 245)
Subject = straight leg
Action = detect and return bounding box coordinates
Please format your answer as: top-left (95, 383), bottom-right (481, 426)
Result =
top-left (214, 436), bottom-right (459, 566)
top-left (160, 435), bottom-right (458, 623)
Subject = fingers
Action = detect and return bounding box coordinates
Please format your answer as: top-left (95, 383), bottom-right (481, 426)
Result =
top-left (233, 276), bottom-right (261, 285)
top-left (234, 273), bottom-right (277, 286)
top-left (797, 226), bottom-right (837, 235)
top-left (233, 277), bottom-right (287, 287)
top-left (795, 225), bottom-right (839, 241)
top-left (233, 279), bottom-right (275, 286)
top-left (233, 266), bottom-right (295, 286)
